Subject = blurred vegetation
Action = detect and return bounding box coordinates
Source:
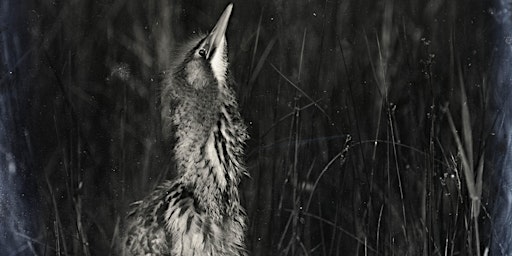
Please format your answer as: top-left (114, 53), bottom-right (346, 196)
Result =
top-left (1, 0), bottom-right (509, 255)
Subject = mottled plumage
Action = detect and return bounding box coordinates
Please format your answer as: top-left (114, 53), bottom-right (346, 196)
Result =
top-left (122, 4), bottom-right (248, 255)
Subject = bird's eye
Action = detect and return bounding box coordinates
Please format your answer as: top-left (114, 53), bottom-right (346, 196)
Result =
top-left (198, 49), bottom-right (207, 58)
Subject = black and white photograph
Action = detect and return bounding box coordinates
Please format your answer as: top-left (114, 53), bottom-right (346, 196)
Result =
top-left (1, 0), bottom-right (512, 255)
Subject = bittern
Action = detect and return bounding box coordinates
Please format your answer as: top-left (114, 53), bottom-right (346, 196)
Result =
top-left (122, 4), bottom-right (248, 255)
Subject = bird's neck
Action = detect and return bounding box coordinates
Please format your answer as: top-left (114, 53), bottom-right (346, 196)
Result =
top-left (176, 92), bottom-right (247, 218)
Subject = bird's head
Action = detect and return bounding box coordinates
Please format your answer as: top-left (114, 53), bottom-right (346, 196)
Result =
top-left (179, 3), bottom-right (232, 90)
top-left (161, 4), bottom-right (235, 141)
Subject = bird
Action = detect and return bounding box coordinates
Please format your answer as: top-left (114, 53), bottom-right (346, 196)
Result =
top-left (122, 3), bottom-right (249, 255)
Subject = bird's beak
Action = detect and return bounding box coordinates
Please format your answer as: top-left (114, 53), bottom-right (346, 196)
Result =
top-left (206, 3), bottom-right (233, 59)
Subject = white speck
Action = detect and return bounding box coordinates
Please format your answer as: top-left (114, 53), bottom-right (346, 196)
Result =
top-left (270, 17), bottom-right (274, 21)
top-left (421, 37), bottom-right (431, 46)
top-left (110, 63), bottom-right (130, 81)
top-left (8, 161), bottom-right (15, 174)
top-left (313, 12), bottom-right (317, 17)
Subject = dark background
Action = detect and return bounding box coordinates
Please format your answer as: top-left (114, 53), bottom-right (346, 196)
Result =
top-left (1, 0), bottom-right (512, 255)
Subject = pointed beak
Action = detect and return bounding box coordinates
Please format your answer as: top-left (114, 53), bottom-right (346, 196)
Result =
top-left (206, 3), bottom-right (233, 59)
